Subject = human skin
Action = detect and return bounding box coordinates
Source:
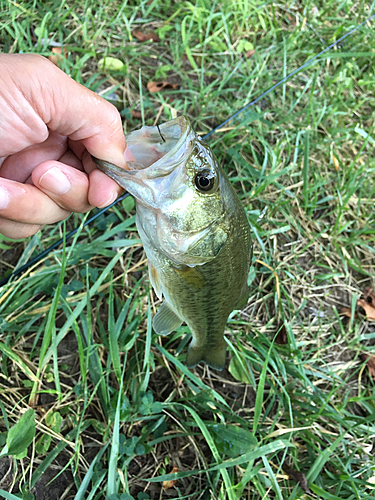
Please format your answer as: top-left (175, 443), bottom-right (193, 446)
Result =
top-left (0, 53), bottom-right (133, 239)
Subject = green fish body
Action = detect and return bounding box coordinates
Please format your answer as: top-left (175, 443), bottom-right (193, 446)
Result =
top-left (93, 116), bottom-right (252, 370)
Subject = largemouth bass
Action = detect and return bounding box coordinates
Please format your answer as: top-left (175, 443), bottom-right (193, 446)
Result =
top-left (92, 116), bottom-right (252, 370)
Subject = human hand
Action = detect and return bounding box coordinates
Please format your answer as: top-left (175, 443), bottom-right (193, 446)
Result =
top-left (0, 53), bottom-right (132, 239)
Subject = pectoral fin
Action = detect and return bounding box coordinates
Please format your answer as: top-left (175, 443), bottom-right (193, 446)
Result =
top-left (153, 301), bottom-right (182, 336)
top-left (149, 264), bottom-right (163, 300)
top-left (186, 341), bottom-right (226, 371)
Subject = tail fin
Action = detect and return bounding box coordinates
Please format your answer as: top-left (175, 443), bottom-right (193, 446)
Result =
top-left (186, 342), bottom-right (226, 371)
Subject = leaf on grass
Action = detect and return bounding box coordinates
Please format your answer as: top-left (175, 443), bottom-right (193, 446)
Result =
top-left (340, 307), bottom-right (353, 318)
top-left (98, 57), bottom-right (125, 72)
top-left (33, 25), bottom-right (45, 39)
top-left (357, 288), bottom-right (375, 320)
top-left (48, 46), bottom-right (68, 67)
top-left (283, 464), bottom-right (312, 495)
top-left (0, 409), bottom-right (35, 458)
top-left (132, 29), bottom-right (160, 42)
top-left (208, 424), bottom-right (257, 458)
top-left (163, 466), bottom-right (178, 490)
top-left (229, 355), bottom-right (252, 384)
top-left (35, 434), bottom-right (52, 455)
top-left (361, 353), bottom-right (375, 381)
top-left (275, 324), bottom-right (288, 344)
top-left (46, 411), bottom-right (62, 432)
top-left (236, 39), bottom-right (254, 53)
top-left (32, 26), bottom-right (63, 47)
top-left (147, 81), bottom-right (179, 92)
top-left (245, 49), bottom-right (255, 58)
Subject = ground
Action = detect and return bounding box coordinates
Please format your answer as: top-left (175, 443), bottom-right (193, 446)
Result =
top-left (0, 1), bottom-right (375, 499)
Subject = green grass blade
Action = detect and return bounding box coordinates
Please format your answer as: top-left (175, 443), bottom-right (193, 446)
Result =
top-left (156, 344), bottom-right (230, 408)
top-left (0, 342), bottom-right (39, 383)
top-left (253, 343), bottom-right (273, 434)
top-left (0, 490), bottom-right (22, 500)
top-left (145, 439), bottom-right (289, 481)
top-left (108, 275), bottom-right (121, 384)
top-left (107, 365), bottom-right (125, 498)
top-left (43, 249), bottom-right (126, 366)
top-left (74, 442), bottom-right (109, 500)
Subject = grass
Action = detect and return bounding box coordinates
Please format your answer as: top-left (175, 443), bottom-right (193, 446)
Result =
top-left (1, 0), bottom-right (375, 498)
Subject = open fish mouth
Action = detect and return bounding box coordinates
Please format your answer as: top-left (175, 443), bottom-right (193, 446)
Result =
top-left (92, 116), bottom-right (196, 210)
top-left (125, 116), bottom-right (194, 176)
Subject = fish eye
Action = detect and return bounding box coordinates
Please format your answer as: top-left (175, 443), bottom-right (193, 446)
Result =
top-left (194, 170), bottom-right (217, 193)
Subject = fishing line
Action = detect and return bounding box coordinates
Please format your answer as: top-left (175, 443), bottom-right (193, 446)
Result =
top-left (0, 193), bottom-right (130, 287)
top-left (204, 14), bottom-right (375, 138)
top-left (1, 14), bottom-right (374, 287)
top-left (157, 124), bottom-right (166, 143)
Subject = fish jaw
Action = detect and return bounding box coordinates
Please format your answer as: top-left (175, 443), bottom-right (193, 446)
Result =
top-left (126, 116), bottom-right (192, 171)
top-left (91, 158), bottom-right (157, 208)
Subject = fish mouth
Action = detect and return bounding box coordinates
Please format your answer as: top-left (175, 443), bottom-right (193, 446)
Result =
top-left (126, 116), bottom-right (194, 177)
top-left (92, 116), bottom-right (198, 211)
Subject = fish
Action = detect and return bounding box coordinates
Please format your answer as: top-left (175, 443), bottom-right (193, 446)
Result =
top-left (92, 116), bottom-right (252, 370)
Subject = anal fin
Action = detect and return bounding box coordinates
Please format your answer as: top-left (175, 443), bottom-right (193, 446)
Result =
top-left (153, 301), bottom-right (182, 336)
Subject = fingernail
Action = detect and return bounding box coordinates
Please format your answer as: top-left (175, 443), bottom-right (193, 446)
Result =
top-left (39, 167), bottom-right (71, 195)
top-left (124, 147), bottom-right (136, 162)
top-left (0, 186), bottom-right (9, 210)
top-left (103, 191), bottom-right (118, 207)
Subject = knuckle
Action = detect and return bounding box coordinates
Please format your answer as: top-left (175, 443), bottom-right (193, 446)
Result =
top-left (49, 210), bottom-right (72, 223)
